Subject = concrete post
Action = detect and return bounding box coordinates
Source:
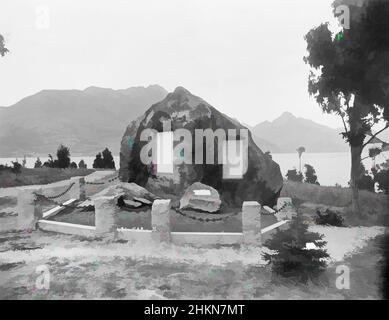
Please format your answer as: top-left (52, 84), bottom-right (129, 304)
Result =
top-left (275, 197), bottom-right (296, 221)
top-left (78, 177), bottom-right (86, 201)
top-left (69, 176), bottom-right (86, 201)
top-left (151, 199), bottom-right (171, 243)
top-left (94, 196), bottom-right (119, 239)
top-left (17, 188), bottom-right (42, 231)
top-left (242, 201), bottom-right (262, 246)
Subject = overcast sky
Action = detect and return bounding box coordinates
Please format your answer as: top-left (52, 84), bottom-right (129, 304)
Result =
top-left (0, 0), bottom-right (343, 128)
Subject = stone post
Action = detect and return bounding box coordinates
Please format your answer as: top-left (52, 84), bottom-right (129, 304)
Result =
top-left (275, 197), bottom-right (296, 221)
top-left (69, 176), bottom-right (86, 201)
top-left (242, 201), bottom-right (262, 246)
top-left (17, 188), bottom-right (42, 231)
top-left (151, 199), bottom-right (171, 243)
top-left (94, 196), bottom-right (119, 239)
top-left (79, 177), bottom-right (86, 201)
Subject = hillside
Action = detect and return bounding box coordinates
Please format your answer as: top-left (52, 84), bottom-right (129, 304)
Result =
top-left (252, 112), bottom-right (349, 153)
top-left (0, 85), bottom-right (168, 157)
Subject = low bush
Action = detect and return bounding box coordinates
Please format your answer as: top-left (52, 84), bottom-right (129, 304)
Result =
top-left (314, 209), bottom-right (345, 227)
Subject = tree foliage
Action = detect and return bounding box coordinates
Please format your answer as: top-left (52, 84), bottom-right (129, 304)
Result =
top-left (286, 169), bottom-right (303, 183)
top-left (11, 161), bottom-right (22, 174)
top-left (0, 34), bottom-right (8, 57)
top-left (56, 144), bottom-right (71, 169)
top-left (101, 147), bottom-right (115, 169)
top-left (93, 148), bottom-right (116, 169)
top-left (70, 161), bottom-right (78, 169)
top-left (78, 159), bottom-right (87, 169)
top-left (304, 164), bottom-right (320, 185)
top-left (34, 157), bottom-right (42, 168)
top-left (42, 145), bottom-right (72, 169)
top-left (304, 0), bottom-right (389, 215)
top-left (373, 160), bottom-right (389, 194)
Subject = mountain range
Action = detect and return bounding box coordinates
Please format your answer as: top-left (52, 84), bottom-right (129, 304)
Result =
top-left (0, 85), bottom-right (168, 157)
top-left (2, 86), bottom-right (385, 157)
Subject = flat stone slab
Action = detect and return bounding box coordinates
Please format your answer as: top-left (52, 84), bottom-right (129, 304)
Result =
top-left (123, 199), bottom-right (143, 208)
top-left (133, 197), bottom-right (152, 205)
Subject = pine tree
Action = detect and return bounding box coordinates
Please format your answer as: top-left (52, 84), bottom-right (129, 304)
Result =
top-left (78, 159), bottom-right (87, 169)
top-left (304, 164), bottom-right (319, 185)
top-left (102, 147), bottom-right (115, 169)
top-left (93, 153), bottom-right (104, 169)
top-left (262, 214), bottom-right (329, 283)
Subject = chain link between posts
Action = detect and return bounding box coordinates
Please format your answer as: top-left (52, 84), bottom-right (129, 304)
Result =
top-left (171, 202), bottom-right (289, 223)
top-left (85, 176), bottom-right (119, 185)
top-left (171, 207), bottom-right (240, 222)
top-left (37, 182), bottom-right (75, 200)
top-left (32, 174), bottom-right (119, 209)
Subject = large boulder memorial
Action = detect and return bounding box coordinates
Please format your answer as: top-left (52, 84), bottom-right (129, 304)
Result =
top-left (119, 87), bottom-right (283, 208)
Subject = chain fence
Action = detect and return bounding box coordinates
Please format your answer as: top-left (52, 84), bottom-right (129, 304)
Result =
top-left (40, 182), bottom-right (75, 200)
top-left (85, 175), bottom-right (119, 185)
top-left (34, 192), bottom-right (93, 210)
top-left (171, 202), bottom-right (289, 223)
top-left (31, 172), bottom-right (291, 222)
top-left (171, 207), bottom-right (240, 222)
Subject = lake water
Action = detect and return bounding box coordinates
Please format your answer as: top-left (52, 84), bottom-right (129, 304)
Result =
top-left (1, 151), bottom-right (388, 187)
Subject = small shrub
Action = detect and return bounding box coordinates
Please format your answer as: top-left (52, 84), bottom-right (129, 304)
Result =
top-left (373, 162), bottom-right (389, 195)
top-left (70, 161), bottom-right (78, 169)
top-left (78, 159), bottom-right (87, 169)
top-left (34, 157), bottom-right (42, 168)
top-left (357, 173), bottom-right (375, 192)
top-left (262, 214), bottom-right (329, 283)
top-left (304, 164), bottom-right (320, 185)
top-left (11, 161), bottom-right (22, 174)
top-left (286, 169), bottom-right (303, 183)
top-left (57, 144), bottom-right (71, 169)
top-left (93, 148), bottom-right (116, 169)
top-left (314, 209), bottom-right (345, 227)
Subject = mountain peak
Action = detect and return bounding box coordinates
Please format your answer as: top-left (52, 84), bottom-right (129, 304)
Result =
top-left (278, 111), bottom-right (296, 120)
top-left (173, 86), bottom-right (192, 96)
top-left (252, 111), bottom-right (348, 153)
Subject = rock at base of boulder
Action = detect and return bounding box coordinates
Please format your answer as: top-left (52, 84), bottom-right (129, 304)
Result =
top-left (123, 199), bottom-right (143, 208)
top-left (179, 182), bottom-right (221, 213)
top-left (133, 197), bottom-right (152, 206)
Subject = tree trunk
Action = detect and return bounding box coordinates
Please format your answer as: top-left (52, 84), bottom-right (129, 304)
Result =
top-left (350, 145), bottom-right (363, 216)
top-left (299, 156), bottom-right (301, 173)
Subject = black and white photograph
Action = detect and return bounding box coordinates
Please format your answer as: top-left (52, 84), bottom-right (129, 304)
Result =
top-left (0, 0), bottom-right (389, 302)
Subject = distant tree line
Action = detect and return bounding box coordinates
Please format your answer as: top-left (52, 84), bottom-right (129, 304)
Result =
top-left (93, 148), bottom-right (116, 169)
top-left (0, 145), bottom-right (115, 173)
top-left (31, 145), bottom-right (116, 170)
top-left (286, 164), bottom-right (320, 185)
top-left (285, 146), bottom-right (389, 195)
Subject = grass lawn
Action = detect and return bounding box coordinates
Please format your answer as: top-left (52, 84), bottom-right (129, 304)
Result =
top-left (0, 168), bottom-right (95, 188)
top-left (282, 181), bottom-right (389, 227)
top-left (0, 213), bottom-right (386, 299)
top-left (0, 179), bottom-right (388, 299)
